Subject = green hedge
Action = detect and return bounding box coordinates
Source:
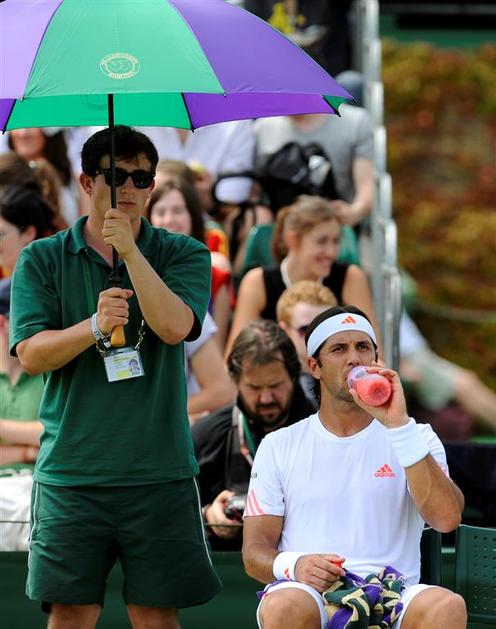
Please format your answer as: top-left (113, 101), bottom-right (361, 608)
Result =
top-left (383, 40), bottom-right (496, 391)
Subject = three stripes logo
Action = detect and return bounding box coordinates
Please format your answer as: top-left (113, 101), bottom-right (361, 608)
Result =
top-left (341, 315), bottom-right (357, 324)
top-left (374, 464), bottom-right (396, 478)
top-left (244, 490), bottom-right (266, 516)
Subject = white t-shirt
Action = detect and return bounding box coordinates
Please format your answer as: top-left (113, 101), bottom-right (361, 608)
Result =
top-left (137, 120), bottom-right (255, 203)
top-left (0, 133), bottom-right (9, 154)
top-left (399, 311), bottom-right (429, 358)
top-left (184, 311), bottom-right (217, 396)
top-left (245, 414), bottom-right (449, 585)
top-left (253, 105), bottom-right (373, 203)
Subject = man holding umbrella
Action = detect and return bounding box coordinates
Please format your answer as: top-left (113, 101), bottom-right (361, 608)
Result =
top-left (9, 125), bottom-right (221, 628)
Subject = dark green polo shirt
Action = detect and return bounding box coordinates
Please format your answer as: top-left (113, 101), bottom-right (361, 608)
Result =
top-left (9, 217), bottom-right (211, 486)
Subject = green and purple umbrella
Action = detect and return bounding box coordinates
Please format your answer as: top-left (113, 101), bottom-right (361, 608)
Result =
top-left (0, 0), bottom-right (351, 131)
top-left (0, 0), bottom-right (351, 296)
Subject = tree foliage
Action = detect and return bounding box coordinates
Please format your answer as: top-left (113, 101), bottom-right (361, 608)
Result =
top-left (383, 40), bottom-right (496, 388)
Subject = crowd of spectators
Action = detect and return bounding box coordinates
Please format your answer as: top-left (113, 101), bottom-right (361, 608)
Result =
top-left (0, 25), bottom-right (494, 604)
top-left (2, 88), bottom-right (495, 484)
top-left (1, 6), bottom-right (493, 627)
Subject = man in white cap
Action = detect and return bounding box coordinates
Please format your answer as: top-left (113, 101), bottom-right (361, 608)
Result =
top-left (242, 305), bottom-right (466, 629)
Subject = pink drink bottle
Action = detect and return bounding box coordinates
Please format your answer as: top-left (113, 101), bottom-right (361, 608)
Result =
top-left (347, 366), bottom-right (391, 407)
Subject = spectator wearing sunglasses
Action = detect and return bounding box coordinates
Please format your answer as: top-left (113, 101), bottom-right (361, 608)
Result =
top-left (9, 126), bottom-right (220, 627)
top-left (276, 280), bottom-right (337, 407)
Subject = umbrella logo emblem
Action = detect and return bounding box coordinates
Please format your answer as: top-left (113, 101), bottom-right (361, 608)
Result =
top-left (100, 53), bottom-right (140, 80)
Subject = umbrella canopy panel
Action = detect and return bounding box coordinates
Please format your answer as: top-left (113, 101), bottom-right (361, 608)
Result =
top-left (9, 0), bottom-right (223, 97)
top-left (0, 0), bottom-right (351, 131)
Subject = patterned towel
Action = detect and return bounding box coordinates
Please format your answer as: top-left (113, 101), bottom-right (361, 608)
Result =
top-left (323, 565), bottom-right (406, 629)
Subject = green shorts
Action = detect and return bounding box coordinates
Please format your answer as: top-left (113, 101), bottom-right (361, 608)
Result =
top-left (27, 479), bottom-right (221, 609)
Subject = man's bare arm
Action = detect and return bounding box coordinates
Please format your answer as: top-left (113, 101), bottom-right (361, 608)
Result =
top-left (0, 444), bottom-right (38, 465)
top-left (103, 209), bottom-right (197, 344)
top-left (16, 321), bottom-right (95, 375)
top-left (350, 367), bottom-right (463, 534)
top-left (242, 515), bottom-right (284, 584)
top-left (243, 515), bottom-right (346, 591)
top-left (123, 247), bottom-right (195, 344)
top-left (406, 455), bottom-right (463, 532)
top-left (0, 419), bottom-right (43, 445)
top-left (16, 285), bottom-right (133, 375)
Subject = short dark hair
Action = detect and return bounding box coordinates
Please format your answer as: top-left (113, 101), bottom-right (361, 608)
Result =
top-left (81, 125), bottom-right (159, 175)
top-left (0, 185), bottom-right (57, 240)
top-left (227, 319), bottom-right (301, 383)
top-left (305, 305), bottom-right (377, 405)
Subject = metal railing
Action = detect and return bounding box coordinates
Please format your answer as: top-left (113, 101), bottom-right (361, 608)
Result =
top-left (356, 0), bottom-right (401, 370)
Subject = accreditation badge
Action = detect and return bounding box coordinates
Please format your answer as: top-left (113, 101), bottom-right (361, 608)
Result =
top-left (103, 347), bottom-right (145, 382)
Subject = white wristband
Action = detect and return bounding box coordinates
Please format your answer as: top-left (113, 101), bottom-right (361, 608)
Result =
top-left (272, 551), bottom-right (305, 581)
top-left (91, 313), bottom-right (111, 349)
top-left (388, 418), bottom-right (429, 468)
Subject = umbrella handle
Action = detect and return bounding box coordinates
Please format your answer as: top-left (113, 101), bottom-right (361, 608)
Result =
top-left (111, 325), bottom-right (126, 347)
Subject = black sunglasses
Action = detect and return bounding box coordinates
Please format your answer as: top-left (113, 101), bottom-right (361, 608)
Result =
top-left (94, 167), bottom-right (155, 189)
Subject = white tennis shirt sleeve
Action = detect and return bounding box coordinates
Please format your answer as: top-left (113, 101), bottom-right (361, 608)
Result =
top-left (244, 432), bottom-right (286, 517)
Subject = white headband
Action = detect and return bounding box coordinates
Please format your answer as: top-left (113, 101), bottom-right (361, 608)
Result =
top-left (306, 313), bottom-right (377, 356)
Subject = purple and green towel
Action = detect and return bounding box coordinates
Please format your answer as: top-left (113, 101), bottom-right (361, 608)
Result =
top-left (323, 566), bottom-right (406, 629)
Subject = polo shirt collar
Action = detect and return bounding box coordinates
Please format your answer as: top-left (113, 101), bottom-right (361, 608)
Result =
top-left (0, 370), bottom-right (30, 387)
top-left (68, 216), bottom-right (159, 256)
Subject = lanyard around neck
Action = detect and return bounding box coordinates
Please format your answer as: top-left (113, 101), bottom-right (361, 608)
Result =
top-left (236, 407), bottom-right (257, 465)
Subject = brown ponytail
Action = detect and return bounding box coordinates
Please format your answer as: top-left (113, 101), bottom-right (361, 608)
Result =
top-left (272, 205), bottom-right (292, 263)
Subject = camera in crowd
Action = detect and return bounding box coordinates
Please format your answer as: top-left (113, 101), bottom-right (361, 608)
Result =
top-left (211, 140), bottom-right (338, 218)
top-left (224, 494), bottom-right (247, 521)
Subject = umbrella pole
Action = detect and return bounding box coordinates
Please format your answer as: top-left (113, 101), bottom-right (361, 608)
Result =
top-left (108, 94), bottom-right (119, 281)
top-left (108, 93), bottom-right (126, 347)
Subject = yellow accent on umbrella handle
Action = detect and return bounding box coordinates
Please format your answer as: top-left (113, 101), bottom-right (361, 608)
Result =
top-left (111, 325), bottom-right (126, 348)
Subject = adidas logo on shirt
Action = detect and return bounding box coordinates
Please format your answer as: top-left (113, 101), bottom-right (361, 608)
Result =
top-left (374, 464), bottom-right (396, 478)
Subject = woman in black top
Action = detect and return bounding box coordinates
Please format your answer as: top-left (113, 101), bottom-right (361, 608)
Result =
top-left (226, 195), bottom-right (382, 355)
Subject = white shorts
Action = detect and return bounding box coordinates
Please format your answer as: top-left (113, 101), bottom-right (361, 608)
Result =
top-left (0, 471), bottom-right (32, 551)
top-left (256, 580), bottom-right (434, 629)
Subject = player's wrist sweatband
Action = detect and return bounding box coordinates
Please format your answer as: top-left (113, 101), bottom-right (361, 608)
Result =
top-left (273, 551), bottom-right (305, 581)
top-left (389, 418), bottom-right (429, 468)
